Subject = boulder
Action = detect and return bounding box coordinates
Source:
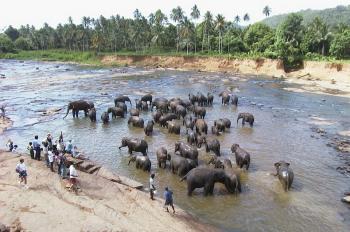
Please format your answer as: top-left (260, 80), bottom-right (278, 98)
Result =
top-left (78, 160), bottom-right (96, 171)
top-left (65, 156), bottom-right (84, 166)
top-left (96, 167), bottom-right (121, 183)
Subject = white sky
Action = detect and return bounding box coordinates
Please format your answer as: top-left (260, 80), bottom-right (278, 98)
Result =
top-left (0, 0), bottom-right (349, 30)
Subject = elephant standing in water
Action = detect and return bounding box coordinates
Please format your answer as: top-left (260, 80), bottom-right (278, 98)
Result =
top-left (141, 94), bottom-right (153, 105)
top-left (274, 161), bottom-right (294, 192)
top-left (87, 108), bottom-right (96, 122)
top-left (231, 144), bottom-right (250, 170)
top-left (181, 167), bottom-right (241, 196)
top-left (119, 137), bottom-right (148, 156)
top-left (63, 100), bottom-right (94, 118)
top-left (101, 112), bottom-right (109, 124)
top-left (169, 153), bottom-right (197, 177)
top-left (156, 147), bottom-right (168, 168)
top-left (237, 113), bottom-right (254, 127)
top-left (219, 91), bottom-right (230, 105)
top-left (114, 95), bottom-right (132, 106)
top-left (128, 155), bottom-right (151, 172)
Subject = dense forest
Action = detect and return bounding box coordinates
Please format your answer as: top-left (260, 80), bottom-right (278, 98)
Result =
top-left (0, 5), bottom-right (350, 68)
top-left (262, 5), bottom-right (350, 29)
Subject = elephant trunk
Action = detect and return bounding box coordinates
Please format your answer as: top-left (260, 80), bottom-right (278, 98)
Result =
top-left (237, 116), bottom-right (241, 125)
top-left (63, 106), bottom-right (70, 119)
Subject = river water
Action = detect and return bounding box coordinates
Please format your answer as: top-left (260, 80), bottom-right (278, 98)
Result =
top-left (1, 59), bottom-right (349, 232)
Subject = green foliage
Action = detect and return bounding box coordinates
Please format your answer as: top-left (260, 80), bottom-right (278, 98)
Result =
top-left (330, 29), bottom-right (350, 59)
top-left (243, 23), bottom-right (274, 52)
top-left (14, 37), bottom-right (32, 50)
top-left (0, 34), bottom-right (15, 53)
top-left (5, 26), bottom-right (20, 41)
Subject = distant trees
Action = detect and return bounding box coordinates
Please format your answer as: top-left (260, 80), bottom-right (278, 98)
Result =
top-left (330, 29), bottom-right (350, 58)
top-left (263, 6), bottom-right (271, 17)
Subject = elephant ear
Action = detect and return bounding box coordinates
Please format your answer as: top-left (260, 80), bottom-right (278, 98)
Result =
top-left (274, 162), bottom-right (280, 168)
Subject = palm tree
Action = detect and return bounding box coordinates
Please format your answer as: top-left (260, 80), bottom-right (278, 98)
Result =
top-left (190, 4), bottom-right (200, 53)
top-left (243, 13), bottom-right (250, 23)
top-left (180, 17), bottom-right (194, 55)
top-left (215, 14), bottom-right (225, 53)
top-left (263, 6), bottom-right (271, 17)
top-left (170, 6), bottom-right (185, 52)
top-left (234, 15), bottom-right (240, 25)
top-left (203, 11), bottom-right (213, 52)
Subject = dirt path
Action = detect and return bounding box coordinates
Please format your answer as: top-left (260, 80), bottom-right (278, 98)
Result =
top-left (0, 151), bottom-right (215, 232)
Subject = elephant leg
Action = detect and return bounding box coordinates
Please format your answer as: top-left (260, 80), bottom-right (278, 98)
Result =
top-left (84, 110), bottom-right (88, 116)
top-left (128, 147), bottom-right (132, 155)
top-left (72, 110), bottom-right (75, 118)
top-left (76, 110), bottom-right (79, 118)
top-left (187, 183), bottom-right (194, 196)
top-left (204, 182), bottom-right (215, 196)
top-left (246, 162), bottom-right (250, 170)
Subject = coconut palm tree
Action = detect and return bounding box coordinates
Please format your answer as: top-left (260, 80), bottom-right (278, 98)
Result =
top-left (203, 11), bottom-right (213, 52)
top-left (263, 6), bottom-right (271, 17)
top-left (234, 15), bottom-right (240, 25)
top-left (180, 17), bottom-right (195, 55)
top-left (215, 14), bottom-right (225, 53)
top-left (170, 6), bottom-right (185, 52)
top-left (243, 13), bottom-right (250, 23)
top-left (190, 4), bottom-right (200, 53)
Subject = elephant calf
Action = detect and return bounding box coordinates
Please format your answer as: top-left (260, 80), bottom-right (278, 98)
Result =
top-left (274, 161), bottom-right (294, 192)
top-left (156, 147), bottom-right (168, 168)
top-left (101, 112), bottom-right (109, 124)
top-left (204, 138), bottom-right (221, 156)
top-left (130, 109), bottom-right (140, 117)
top-left (194, 118), bottom-right (208, 135)
top-left (144, 120), bottom-right (154, 136)
top-left (237, 112), bottom-right (254, 127)
top-left (169, 153), bottom-right (197, 177)
top-left (183, 116), bottom-right (194, 132)
top-left (128, 116), bottom-right (144, 128)
top-left (208, 156), bottom-right (232, 169)
top-left (167, 120), bottom-right (181, 135)
top-left (88, 108), bottom-right (96, 122)
top-left (108, 107), bottom-right (125, 118)
top-left (128, 155), bottom-right (151, 172)
top-left (231, 144), bottom-right (250, 170)
top-left (181, 167), bottom-right (241, 196)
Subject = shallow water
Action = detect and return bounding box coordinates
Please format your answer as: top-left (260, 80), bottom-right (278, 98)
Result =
top-left (1, 59), bottom-right (350, 232)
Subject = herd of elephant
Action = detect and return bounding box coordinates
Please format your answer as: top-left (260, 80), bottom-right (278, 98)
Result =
top-left (63, 91), bottom-right (294, 196)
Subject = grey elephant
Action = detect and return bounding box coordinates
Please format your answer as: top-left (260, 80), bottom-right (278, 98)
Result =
top-left (128, 155), bottom-right (151, 172)
top-left (175, 105), bottom-right (187, 119)
top-left (144, 120), bottom-right (154, 136)
top-left (231, 144), bottom-right (250, 170)
top-left (101, 112), bottom-right (110, 124)
top-left (208, 156), bottom-right (232, 169)
top-left (219, 91), bottom-right (231, 105)
top-left (115, 102), bottom-right (127, 113)
top-left (231, 95), bottom-right (238, 106)
top-left (135, 99), bottom-right (142, 110)
top-left (191, 106), bottom-right (206, 119)
top-left (214, 119), bottom-right (226, 132)
top-left (222, 118), bottom-right (231, 128)
top-left (196, 92), bottom-right (207, 106)
top-left (156, 147), bottom-right (168, 168)
top-left (167, 120), bottom-right (181, 134)
top-left (211, 125), bottom-right (220, 136)
top-left (141, 94), bottom-right (152, 105)
top-left (174, 141), bottom-right (198, 163)
top-left (114, 95), bottom-right (132, 106)
top-left (152, 111), bottom-right (162, 123)
top-left (181, 167), bottom-right (241, 196)
top-left (63, 100), bottom-right (94, 118)
top-left (108, 107), bottom-right (125, 118)
top-left (207, 92), bottom-right (214, 106)
top-left (237, 113), bottom-right (254, 127)
top-left (141, 101), bottom-right (148, 111)
top-left (119, 137), bottom-right (148, 156)
top-left (204, 138), bottom-right (221, 156)
top-left (195, 133), bottom-right (206, 148)
top-left (169, 152), bottom-right (197, 177)
top-left (159, 113), bottom-right (177, 127)
top-left (274, 161), bottom-right (294, 192)
top-left (194, 118), bottom-right (208, 135)
top-left (151, 97), bottom-right (169, 112)
top-left (169, 99), bottom-right (181, 113)
top-left (188, 93), bottom-right (198, 105)
top-left (183, 116), bottom-right (194, 133)
top-left (130, 109), bottom-right (140, 117)
top-left (87, 108), bottom-right (96, 122)
top-left (187, 130), bottom-right (196, 146)
top-left (128, 116), bottom-right (144, 128)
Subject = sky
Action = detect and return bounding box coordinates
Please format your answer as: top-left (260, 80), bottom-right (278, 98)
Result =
top-left (0, 0), bottom-right (349, 30)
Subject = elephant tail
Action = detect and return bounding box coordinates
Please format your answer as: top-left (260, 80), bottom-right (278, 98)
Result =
top-left (180, 173), bottom-right (188, 182)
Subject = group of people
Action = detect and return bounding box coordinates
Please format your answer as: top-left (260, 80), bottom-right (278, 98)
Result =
top-left (149, 173), bottom-right (175, 213)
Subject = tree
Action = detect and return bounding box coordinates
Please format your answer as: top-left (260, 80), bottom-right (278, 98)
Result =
top-left (263, 6), bottom-right (271, 17)
top-left (190, 4), bottom-right (200, 53)
top-left (171, 6), bottom-right (185, 52)
top-left (243, 13), bottom-right (250, 23)
top-left (244, 23), bottom-right (273, 53)
top-left (215, 14), bottom-right (225, 53)
top-left (330, 29), bottom-right (350, 59)
top-left (180, 17), bottom-right (195, 55)
top-left (0, 34), bottom-right (15, 53)
top-left (234, 15), bottom-right (240, 25)
top-left (5, 26), bottom-right (20, 41)
top-left (14, 36), bottom-right (32, 50)
top-left (202, 11), bottom-right (213, 52)
top-left (275, 13), bottom-right (304, 68)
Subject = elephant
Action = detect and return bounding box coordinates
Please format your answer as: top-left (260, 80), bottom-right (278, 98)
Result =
top-left (87, 108), bottom-right (96, 122)
top-left (207, 93), bottom-right (214, 106)
top-left (130, 109), bottom-right (140, 117)
top-left (174, 141), bottom-right (199, 163)
top-left (114, 95), bottom-right (132, 106)
top-left (188, 93), bottom-right (198, 105)
top-left (119, 137), bottom-right (148, 156)
top-left (274, 161), bottom-right (294, 192)
top-left (135, 99), bottom-right (142, 110)
top-left (159, 113), bottom-right (177, 127)
top-left (144, 120), bottom-right (154, 136)
top-left (169, 100), bottom-right (181, 113)
top-left (208, 156), bottom-right (232, 169)
top-left (231, 144), bottom-right (250, 170)
top-left (169, 153), bottom-right (197, 177)
top-left (237, 113), bottom-right (254, 127)
top-left (196, 92), bottom-right (207, 106)
top-left (167, 120), bottom-right (181, 135)
top-left (183, 116), bottom-right (194, 133)
top-left (175, 105), bottom-right (187, 119)
top-left (191, 106), bottom-right (206, 119)
top-left (204, 138), bottom-right (221, 156)
top-left (107, 107), bottom-right (125, 118)
top-left (181, 167), bottom-right (241, 196)
top-left (231, 95), bottom-right (238, 106)
top-left (128, 116), bottom-right (144, 128)
top-left (156, 147), bottom-right (168, 168)
top-left (211, 125), bottom-right (220, 136)
top-left (187, 130), bottom-right (196, 146)
top-left (141, 94), bottom-right (152, 105)
top-left (141, 101), bottom-right (148, 111)
top-left (219, 91), bottom-right (231, 105)
top-left (194, 118), bottom-right (208, 135)
top-left (63, 100), bottom-right (94, 118)
top-left (101, 112), bottom-right (110, 124)
top-left (222, 118), bottom-right (231, 128)
top-left (151, 98), bottom-right (169, 112)
top-left (128, 155), bottom-right (151, 172)
top-left (181, 99), bottom-right (193, 109)
top-left (195, 133), bottom-right (206, 148)
top-left (115, 102), bottom-right (127, 113)
top-left (152, 111), bottom-right (162, 123)
top-left (214, 119), bottom-right (226, 132)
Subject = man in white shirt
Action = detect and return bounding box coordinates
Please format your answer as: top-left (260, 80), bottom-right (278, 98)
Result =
top-left (149, 173), bottom-right (156, 200)
top-left (16, 158), bottom-right (28, 189)
top-left (69, 163), bottom-right (78, 187)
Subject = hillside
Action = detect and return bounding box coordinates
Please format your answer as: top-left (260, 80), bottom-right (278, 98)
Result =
top-left (262, 5), bottom-right (350, 28)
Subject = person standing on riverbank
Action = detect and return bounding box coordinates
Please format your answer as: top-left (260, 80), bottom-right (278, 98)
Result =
top-left (163, 187), bottom-right (175, 213)
top-left (66, 140), bottom-right (73, 154)
top-left (16, 158), bottom-right (28, 189)
top-left (149, 173), bottom-right (156, 200)
top-left (6, 139), bottom-right (14, 152)
top-left (32, 135), bottom-right (41, 161)
top-left (27, 142), bottom-right (34, 159)
top-left (42, 140), bottom-right (49, 167)
top-left (48, 148), bottom-right (54, 172)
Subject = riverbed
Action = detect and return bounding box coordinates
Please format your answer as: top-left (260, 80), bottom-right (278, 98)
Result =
top-left (1, 59), bottom-right (349, 232)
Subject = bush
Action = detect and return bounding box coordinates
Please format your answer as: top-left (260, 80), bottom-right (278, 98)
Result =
top-left (0, 34), bottom-right (15, 53)
top-left (330, 29), bottom-right (350, 59)
top-left (14, 37), bottom-right (32, 50)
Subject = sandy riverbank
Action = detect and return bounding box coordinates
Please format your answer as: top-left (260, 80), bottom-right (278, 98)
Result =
top-left (0, 151), bottom-right (215, 232)
top-left (0, 117), bottom-right (13, 135)
top-left (101, 55), bottom-right (350, 98)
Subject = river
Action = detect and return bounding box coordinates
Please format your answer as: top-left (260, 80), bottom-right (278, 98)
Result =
top-left (0, 59), bottom-right (349, 232)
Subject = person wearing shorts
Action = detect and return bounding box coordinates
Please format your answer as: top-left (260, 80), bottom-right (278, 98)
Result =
top-left (163, 187), bottom-right (175, 213)
top-left (16, 158), bottom-right (28, 189)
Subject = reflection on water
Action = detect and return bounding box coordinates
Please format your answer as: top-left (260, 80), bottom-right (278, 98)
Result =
top-left (1, 59), bottom-right (350, 232)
